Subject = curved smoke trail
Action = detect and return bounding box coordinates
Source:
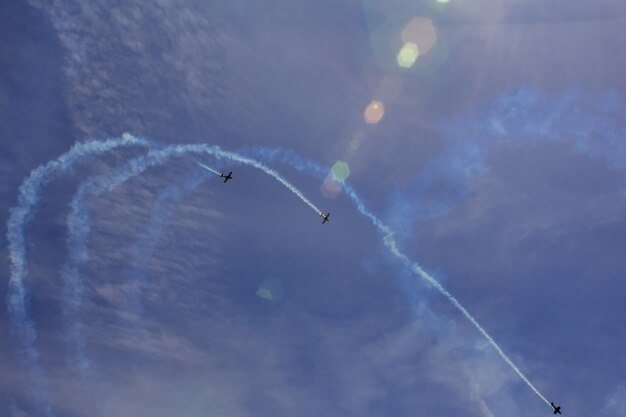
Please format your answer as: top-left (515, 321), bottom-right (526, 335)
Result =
top-left (62, 138), bottom-right (325, 371)
top-left (241, 147), bottom-right (552, 407)
top-left (6, 134), bottom-right (151, 415)
top-left (10, 135), bottom-right (551, 411)
top-left (384, 88), bottom-right (626, 233)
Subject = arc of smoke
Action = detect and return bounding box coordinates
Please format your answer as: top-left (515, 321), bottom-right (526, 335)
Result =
top-left (62, 138), bottom-right (325, 372)
top-left (190, 150), bottom-right (323, 213)
top-left (10, 135), bottom-right (551, 410)
top-left (241, 147), bottom-right (552, 407)
top-left (6, 135), bottom-right (151, 415)
top-left (7, 136), bottom-right (150, 354)
top-left (393, 88), bottom-right (626, 230)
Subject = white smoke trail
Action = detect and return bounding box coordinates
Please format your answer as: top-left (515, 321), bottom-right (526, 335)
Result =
top-left (215, 147), bottom-right (324, 215)
top-left (241, 147), bottom-right (552, 407)
top-left (12, 135), bottom-right (550, 410)
top-left (192, 159), bottom-right (221, 176)
top-left (5, 134), bottom-right (151, 414)
top-left (62, 138), bottom-right (325, 371)
top-left (191, 154), bottom-right (323, 214)
top-left (363, 199), bottom-right (552, 407)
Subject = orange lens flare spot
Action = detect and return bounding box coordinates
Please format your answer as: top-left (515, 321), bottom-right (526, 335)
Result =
top-left (321, 176), bottom-right (342, 199)
top-left (364, 100), bottom-right (385, 124)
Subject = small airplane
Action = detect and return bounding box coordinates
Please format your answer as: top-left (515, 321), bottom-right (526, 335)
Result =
top-left (551, 402), bottom-right (562, 415)
top-left (220, 172), bottom-right (233, 183)
top-left (320, 212), bottom-right (330, 224)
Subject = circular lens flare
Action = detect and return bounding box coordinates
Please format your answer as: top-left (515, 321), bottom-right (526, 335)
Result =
top-left (364, 100), bottom-right (385, 124)
top-left (397, 42), bottom-right (419, 68)
top-left (349, 131), bottom-right (365, 151)
top-left (401, 17), bottom-right (437, 56)
top-left (331, 161), bottom-right (351, 181)
top-left (349, 138), bottom-right (361, 150)
top-left (321, 176), bottom-right (342, 199)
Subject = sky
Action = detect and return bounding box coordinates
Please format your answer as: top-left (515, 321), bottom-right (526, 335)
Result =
top-left (1, 0), bottom-right (626, 416)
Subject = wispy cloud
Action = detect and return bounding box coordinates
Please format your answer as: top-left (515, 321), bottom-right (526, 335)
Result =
top-left (596, 384), bottom-right (626, 417)
top-left (25, 0), bottom-right (252, 139)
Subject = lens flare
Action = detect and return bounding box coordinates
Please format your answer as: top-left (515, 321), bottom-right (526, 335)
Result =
top-left (364, 100), bottom-right (385, 124)
top-left (348, 132), bottom-right (365, 151)
top-left (349, 138), bottom-right (361, 151)
top-left (331, 161), bottom-right (351, 181)
top-left (397, 42), bottom-right (419, 68)
top-left (321, 176), bottom-right (342, 199)
top-left (401, 17), bottom-right (437, 56)
top-left (362, 1), bottom-right (456, 74)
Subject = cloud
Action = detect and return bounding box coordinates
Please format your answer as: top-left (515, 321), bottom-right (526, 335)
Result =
top-left (595, 384), bottom-right (626, 417)
top-left (9, 403), bottom-right (31, 417)
top-left (26, 0), bottom-right (245, 138)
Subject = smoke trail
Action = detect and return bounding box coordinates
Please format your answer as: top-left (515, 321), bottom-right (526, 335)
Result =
top-left (385, 88), bottom-right (626, 238)
top-left (215, 147), bottom-right (324, 215)
top-left (62, 139), bottom-right (325, 372)
top-left (6, 134), bottom-right (150, 414)
top-left (241, 147), bottom-right (552, 407)
top-left (191, 153), bottom-right (323, 213)
top-left (192, 158), bottom-right (221, 176)
top-left (125, 171), bottom-right (210, 320)
top-left (14, 133), bottom-right (555, 408)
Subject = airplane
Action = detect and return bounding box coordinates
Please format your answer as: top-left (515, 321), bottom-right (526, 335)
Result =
top-left (220, 172), bottom-right (233, 183)
top-left (320, 212), bottom-right (330, 224)
top-left (551, 402), bottom-right (562, 415)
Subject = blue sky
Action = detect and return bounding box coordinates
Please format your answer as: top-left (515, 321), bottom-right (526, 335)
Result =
top-left (2, 0), bottom-right (626, 416)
